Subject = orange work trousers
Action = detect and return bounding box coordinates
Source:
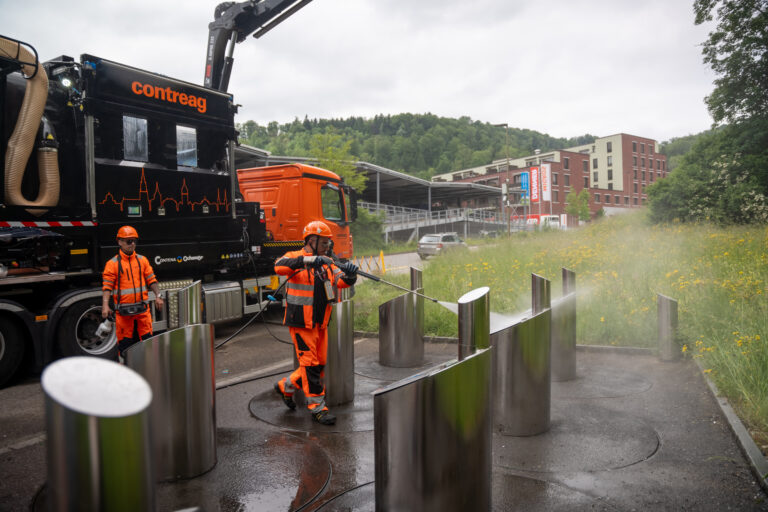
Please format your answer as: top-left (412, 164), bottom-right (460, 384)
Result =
top-left (116, 309), bottom-right (153, 357)
top-left (279, 326), bottom-right (328, 413)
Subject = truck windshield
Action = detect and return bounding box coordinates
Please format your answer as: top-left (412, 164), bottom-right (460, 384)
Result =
top-left (321, 183), bottom-right (345, 222)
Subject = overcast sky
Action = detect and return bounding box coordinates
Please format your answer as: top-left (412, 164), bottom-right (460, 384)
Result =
top-left (3, 0), bottom-right (716, 142)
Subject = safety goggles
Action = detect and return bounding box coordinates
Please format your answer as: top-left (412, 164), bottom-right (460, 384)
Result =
top-left (120, 239), bottom-right (138, 244)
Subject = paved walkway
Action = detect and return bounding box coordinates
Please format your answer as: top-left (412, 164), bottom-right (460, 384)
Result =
top-left (2, 330), bottom-right (767, 511)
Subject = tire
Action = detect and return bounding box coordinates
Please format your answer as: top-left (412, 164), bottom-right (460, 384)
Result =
top-left (57, 299), bottom-right (118, 360)
top-left (0, 316), bottom-right (26, 388)
top-left (418, 253), bottom-right (428, 260)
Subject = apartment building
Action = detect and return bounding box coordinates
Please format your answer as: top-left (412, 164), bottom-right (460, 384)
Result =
top-left (432, 133), bottom-right (668, 219)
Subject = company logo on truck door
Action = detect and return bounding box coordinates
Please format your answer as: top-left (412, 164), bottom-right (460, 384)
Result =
top-left (131, 81), bottom-right (207, 113)
top-left (154, 255), bottom-right (204, 265)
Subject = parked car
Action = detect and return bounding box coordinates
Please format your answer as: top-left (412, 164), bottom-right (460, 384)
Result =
top-left (417, 232), bottom-right (467, 259)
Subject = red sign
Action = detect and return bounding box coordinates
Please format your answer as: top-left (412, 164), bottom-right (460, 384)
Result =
top-left (530, 166), bottom-right (540, 203)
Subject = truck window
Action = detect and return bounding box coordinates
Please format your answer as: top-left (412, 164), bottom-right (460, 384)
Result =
top-left (123, 115), bottom-right (148, 162)
top-left (176, 125), bottom-right (198, 168)
top-left (321, 183), bottom-right (344, 221)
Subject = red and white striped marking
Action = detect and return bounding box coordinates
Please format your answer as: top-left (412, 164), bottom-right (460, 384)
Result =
top-left (0, 221), bottom-right (98, 228)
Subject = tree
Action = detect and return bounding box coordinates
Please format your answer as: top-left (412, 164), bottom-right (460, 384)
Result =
top-left (694, 0), bottom-right (768, 125)
top-left (309, 129), bottom-right (367, 192)
top-left (565, 189), bottom-right (591, 222)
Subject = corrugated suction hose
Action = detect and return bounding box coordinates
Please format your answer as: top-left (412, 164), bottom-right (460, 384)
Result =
top-left (1, 36), bottom-right (60, 215)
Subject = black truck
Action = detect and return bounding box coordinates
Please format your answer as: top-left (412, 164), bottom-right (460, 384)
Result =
top-left (0, 1), bottom-right (317, 386)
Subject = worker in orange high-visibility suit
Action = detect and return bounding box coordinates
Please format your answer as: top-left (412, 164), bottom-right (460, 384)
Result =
top-left (274, 220), bottom-right (358, 425)
top-left (101, 226), bottom-right (164, 360)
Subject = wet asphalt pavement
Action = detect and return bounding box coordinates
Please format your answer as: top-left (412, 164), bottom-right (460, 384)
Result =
top-left (1, 312), bottom-right (767, 511)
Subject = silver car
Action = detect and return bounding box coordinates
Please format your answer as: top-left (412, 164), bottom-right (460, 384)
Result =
top-left (417, 232), bottom-right (467, 260)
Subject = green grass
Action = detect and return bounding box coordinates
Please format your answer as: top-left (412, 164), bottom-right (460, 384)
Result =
top-left (352, 211), bottom-right (768, 447)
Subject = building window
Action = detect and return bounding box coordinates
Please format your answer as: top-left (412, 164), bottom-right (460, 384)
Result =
top-left (641, 143), bottom-right (646, 154)
top-left (564, 174), bottom-right (570, 186)
top-left (595, 194), bottom-right (601, 203)
top-left (634, 169), bottom-right (638, 179)
top-left (642, 171), bottom-right (646, 181)
top-left (607, 141), bottom-right (613, 152)
top-left (634, 197), bottom-right (638, 205)
top-left (564, 157), bottom-right (570, 169)
top-left (657, 159), bottom-right (661, 170)
top-left (649, 145), bottom-right (654, 156)
top-left (608, 183), bottom-right (613, 190)
top-left (632, 141), bottom-right (637, 152)
top-left (615, 195), bottom-right (620, 204)
top-left (642, 185), bottom-right (646, 193)
top-left (582, 160), bottom-right (588, 172)
top-left (553, 190), bottom-right (559, 202)
top-left (593, 171), bottom-right (598, 182)
top-left (607, 155), bottom-right (613, 166)
top-left (593, 158), bottom-right (598, 169)
top-left (633, 156), bottom-right (638, 166)
top-left (584, 177), bottom-right (589, 188)
top-left (552, 173), bottom-right (559, 185)
top-left (662, 161), bottom-right (666, 171)
top-left (650, 173), bottom-right (654, 182)
top-left (607, 169), bottom-right (613, 180)
top-left (624, 196), bottom-right (629, 205)
top-left (605, 195), bottom-right (611, 203)
top-left (641, 158), bottom-right (646, 168)
top-left (634, 183), bottom-right (638, 193)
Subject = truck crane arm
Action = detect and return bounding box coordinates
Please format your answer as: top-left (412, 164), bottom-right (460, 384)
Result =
top-left (204, 0), bottom-right (313, 92)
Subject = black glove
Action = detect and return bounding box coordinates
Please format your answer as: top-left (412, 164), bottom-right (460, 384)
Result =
top-left (340, 262), bottom-right (358, 276)
top-left (314, 256), bottom-right (333, 268)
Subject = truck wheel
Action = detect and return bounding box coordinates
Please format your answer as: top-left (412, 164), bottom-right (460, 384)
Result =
top-left (57, 299), bottom-right (118, 360)
top-left (0, 317), bottom-right (26, 388)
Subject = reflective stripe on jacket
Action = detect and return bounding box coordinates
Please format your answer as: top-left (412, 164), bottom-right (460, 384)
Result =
top-left (102, 250), bottom-right (158, 306)
top-left (275, 247), bottom-right (355, 329)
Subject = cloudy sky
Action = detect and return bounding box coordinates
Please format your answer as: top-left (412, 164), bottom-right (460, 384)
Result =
top-left (3, 0), bottom-right (716, 142)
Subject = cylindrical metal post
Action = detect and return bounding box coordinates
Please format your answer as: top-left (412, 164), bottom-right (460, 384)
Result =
top-left (125, 324), bottom-right (216, 481)
top-left (178, 280), bottom-right (202, 327)
top-left (374, 348), bottom-right (492, 511)
top-left (43, 357), bottom-right (154, 511)
top-left (490, 309), bottom-right (552, 436)
top-left (532, 273), bottom-right (551, 314)
top-left (379, 282), bottom-right (424, 368)
top-left (658, 294), bottom-right (679, 362)
top-left (552, 268), bottom-right (577, 382)
top-left (458, 287), bottom-right (490, 361)
top-left (326, 290), bottom-right (355, 406)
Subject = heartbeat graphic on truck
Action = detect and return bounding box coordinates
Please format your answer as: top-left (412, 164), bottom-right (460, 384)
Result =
top-left (99, 168), bottom-right (230, 213)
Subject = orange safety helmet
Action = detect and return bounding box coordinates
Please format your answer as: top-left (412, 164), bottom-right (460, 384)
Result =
top-left (116, 225), bottom-right (139, 240)
top-left (303, 220), bottom-right (332, 240)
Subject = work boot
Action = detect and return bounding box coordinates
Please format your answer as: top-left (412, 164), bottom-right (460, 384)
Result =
top-left (274, 382), bottom-right (296, 410)
top-left (312, 409), bottom-right (336, 425)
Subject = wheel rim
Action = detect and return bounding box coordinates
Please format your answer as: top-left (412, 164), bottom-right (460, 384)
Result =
top-left (0, 330), bottom-right (5, 361)
top-left (76, 306), bottom-right (117, 355)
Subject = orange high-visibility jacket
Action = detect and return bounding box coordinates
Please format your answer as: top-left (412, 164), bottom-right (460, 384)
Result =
top-left (275, 248), bottom-right (355, 329)
top-left (102, 250), bottom-right (158, 307)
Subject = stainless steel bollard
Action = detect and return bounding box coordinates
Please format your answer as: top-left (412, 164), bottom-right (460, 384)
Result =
top-left (378, 274), bottom-right (425, 367)
top-left (532, 273), bottom-right (551, 314)
top-left (326, 287), bottom-right (355, 406)
top-left (552, 268), bottom-right (577, 382)
top-left (125, 324), bottom-right (216, 481)
top-left (658, 294), bottom-right (679, 362)
top-left (178, 280), bottom-right (202, 327)
top-left (43, 357), bottom-right (154, 511)
top-left (490, 308), bottom-right (552, 436)
top-left (374, 349), bottom-right (492, 511)
top-left (458, 286), bottom-right (490, 361)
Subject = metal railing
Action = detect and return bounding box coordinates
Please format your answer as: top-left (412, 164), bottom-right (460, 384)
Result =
top-left (359, 201), bottom-right (506, 232)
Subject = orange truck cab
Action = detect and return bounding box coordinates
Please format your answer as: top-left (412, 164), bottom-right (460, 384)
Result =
top-left (237, 163), bottom-right (357, 259)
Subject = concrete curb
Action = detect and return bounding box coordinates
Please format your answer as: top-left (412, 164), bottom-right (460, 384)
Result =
top-left (694, 358), bottom-right (768, 493)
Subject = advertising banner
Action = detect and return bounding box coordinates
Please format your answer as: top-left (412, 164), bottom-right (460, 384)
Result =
top-left (520, 172), bottom-right (529, 191)
top-left (530, 167), bottom-right (540, 203)
top-left (541, 163), bottom-right (551, 202)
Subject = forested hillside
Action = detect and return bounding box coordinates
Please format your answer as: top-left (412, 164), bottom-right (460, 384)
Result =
top-left (237, 114), bottom-right (596, 179)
